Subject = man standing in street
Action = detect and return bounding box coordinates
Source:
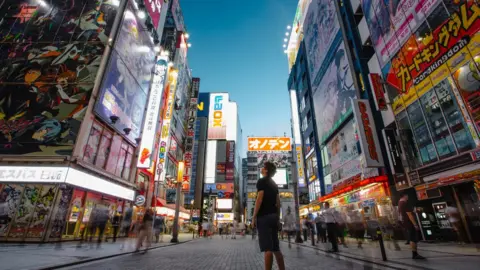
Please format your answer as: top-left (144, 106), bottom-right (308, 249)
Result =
top-left (252, 161), bottom-right (286, 270)
top-left (398, 193), bottom-right (425, 259)
top-left (324, 202), bottom-right (338, 253)
top-left (315, 213), bottom-right (326, 244)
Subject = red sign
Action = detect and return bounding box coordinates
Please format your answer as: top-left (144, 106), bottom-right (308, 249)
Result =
top-left (144, 0), bottom-right (162, 29)
top-left (368, 74), bottom-right (387, 111)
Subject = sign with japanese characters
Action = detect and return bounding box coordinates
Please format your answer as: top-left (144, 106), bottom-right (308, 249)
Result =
top-left (144, 0), bottom-right (162, 29)
top-left (226, 141), bottom-right (235, 181)
top-left (295, 145), bottom-right (306, 187)
top-left (182, 78), bottom-right (200, 192)
top-left (138, 56), bottom-right (168, 168)
top-left (154, 68), bottom-right (178, 183)
top-left (352, 99), bottom-right (385, 168)
top-left (368, 73), bottom-right (387, 111)
top-left (0, 166), bottom-right (69, 183)
top-left (208, 93), bottom-right (228, 139)
top-left (248, 137), bottom-right (291, 152)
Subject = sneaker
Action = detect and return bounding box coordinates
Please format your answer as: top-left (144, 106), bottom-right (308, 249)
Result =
top-left (413, 254), bottom-right (426, 260)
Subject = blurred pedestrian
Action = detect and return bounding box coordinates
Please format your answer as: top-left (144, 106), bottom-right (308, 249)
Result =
top-left (324, 202), bottom-right (338, 253)
top-left (219, 222), bottom-right (225, 239)
top-left (282, 206), bottom-right (295, 245)
top-left (315, 213), bottom-right (326, 243)
top-left (333, 210), bottom-right (348, 248)
top-left (153, 215), bottom-right (165, 243)
top-left (202, 220), bottom-right (209, 238)
top-left (252, 161), bottom-right (285, 270)
top-left (135, 208), bottom-right (153, 253)
top-left (231, 219), bottom-right (238, 239)
top-left (111, 211), bottom-right (121, 243)
top-left (348, 210), bottom-right (365, 248)
top-left (398, 193), bottom-right (425, 259)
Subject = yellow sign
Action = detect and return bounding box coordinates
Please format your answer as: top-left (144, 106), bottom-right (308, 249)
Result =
top-left (247, 192), bottom-right (257, 199)
top-left (197, 102), bottom-right (204, 111)
top-left (279, 192), bottom-right (293, 199)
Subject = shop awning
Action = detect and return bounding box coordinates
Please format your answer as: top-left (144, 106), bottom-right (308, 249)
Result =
top-left (152, 197), bottom-right (167, 207)
top-left (422, 162), bottom-right (480, 183)
top-left (319, 175), bottom-right (388, 202)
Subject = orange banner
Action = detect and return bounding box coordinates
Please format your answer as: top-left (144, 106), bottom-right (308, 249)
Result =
top-left (248, 137), bottom-right (291, 151)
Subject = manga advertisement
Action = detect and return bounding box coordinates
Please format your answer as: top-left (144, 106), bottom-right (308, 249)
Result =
top-left (8, 185), bottom-right (42, 238)
top-left (256, 152), bottom-right (290, 169)
top-left (26, 185), bottom-right (57, 238)
top-left (303, 0), bottom-right (340, 85)
top-left (312, 42), bottom-right (356, 143)
top-left (0, 184), bottom-right (24, 237)
top-left (95, 0), bottom-right (156, 144)
top-left (0, 0), bottom-right (118, 155)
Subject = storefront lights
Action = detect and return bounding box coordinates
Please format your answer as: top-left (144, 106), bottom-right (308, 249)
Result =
top-left (137, 11), bottom-right (146, 19)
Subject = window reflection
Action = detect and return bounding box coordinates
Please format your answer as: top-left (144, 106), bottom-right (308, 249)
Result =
top-left (406, 101), bottom-right (438, 164)
top-left (396, 111), bottom-right (422, 169)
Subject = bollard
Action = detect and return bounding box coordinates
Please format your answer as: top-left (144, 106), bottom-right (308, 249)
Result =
top-left (377, 228), bottom-right (387, 261)
top-left (193, 229), bottom-right (195, 239)
top-left (311, 229), bottom-right (315, 246)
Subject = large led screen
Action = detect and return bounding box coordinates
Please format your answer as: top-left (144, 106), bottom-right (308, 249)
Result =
top-left (216, 198), bottom-right (233, 210)
top-left (312, 42), bottom-right (356, 143)
top-left (272, 168), bottom-right (287, 186)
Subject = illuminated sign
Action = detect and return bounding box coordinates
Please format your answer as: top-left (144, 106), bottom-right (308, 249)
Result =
top-left (368, 74), bottom-right (387, 111)
top-left (216, 198), bottom-right (233, 210)
top-left (182, 78), bottom-right (200, 192)
top-left (226, 141), bottom-right (235, 181)
top-left (137, 56), bottom-right (168, 168)
top-left (144, 0), bottom-right (162, 29)
top-left (295, 145), bottom-right (306, 187)
top-left (247, 192), bottom-right (257, 199)
top-left (352, 99), bottom-right (384, 168)
top-left (215, 212), bottom-right (234, 221)
top-left (248, 137), bottom-right (292, 151)
top-left (279, 192), bottom-right (293, 199)
top-left (208, 93), bottom-right (228, 139)
top-left (154, 68), bottom-right (178, 183)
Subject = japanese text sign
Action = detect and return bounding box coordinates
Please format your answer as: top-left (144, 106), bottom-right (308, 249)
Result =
top-left (182, 78), bottom-right (200, 192)
top-left (248, 137), bottom-right (292, 152)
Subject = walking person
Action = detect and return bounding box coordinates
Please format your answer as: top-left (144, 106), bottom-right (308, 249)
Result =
top-left (153, 215), bottom-right (165, 243)
top-left (135, 208), bottom-right (154, 253)
top-left (324, 202), bottom-right (339, 253)
top-left (111, 211), bottom-right (121, 243)
top-left (398, 193), bottom-right (425, 259)
top-left (334, 210), bottom-right (348, 248)
top-left (252, 161), bottom-right (286, 270)
top-left (348, 210), bottom-right (365, 248)
top-left (315, 213), bottom-right (327, 243)
top-left (231, 219), bottom-right (238, 239)
top-left (302, 219), bottom-right (308, 241)
top-left (219, 223), bottom-right (224, 239)
top-left (282, 206), bottom-right (295, 246)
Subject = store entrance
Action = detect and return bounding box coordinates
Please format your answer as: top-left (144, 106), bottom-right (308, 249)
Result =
top-left (454, 182), bottom-right (480, 243)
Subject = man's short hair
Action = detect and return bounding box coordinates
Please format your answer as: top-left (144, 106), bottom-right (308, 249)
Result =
top-left (264, 161), bottom-right (277, 178)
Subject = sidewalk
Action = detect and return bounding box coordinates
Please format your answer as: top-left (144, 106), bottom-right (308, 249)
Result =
top-left (0, 233), bottom-right (194, 270)
top-left (283, 237), bottom-right (480, 270)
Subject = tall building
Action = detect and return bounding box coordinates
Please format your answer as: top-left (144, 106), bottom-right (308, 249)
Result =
top-left (245, 137), bottom-right (295, 223)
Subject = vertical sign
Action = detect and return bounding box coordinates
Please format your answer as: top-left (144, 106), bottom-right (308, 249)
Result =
top-left (138, 56), bottom-right (168, 168)
top-left (226, 141), bottom-right (235, 181)
top-left (368, 74), bottom-right (387, 111)
top-left (295, 145), bottom-right (306, 187)
top-left (182, 78), bottom-right (200, 192)
top-left (208, 93), bottom-right (228, 140)
top-left (154, 68), bottom-right (179, 183)
top-left (352, 99), bottom-right (384, 168)
top-left (144, 0), bottom-right (162, 29)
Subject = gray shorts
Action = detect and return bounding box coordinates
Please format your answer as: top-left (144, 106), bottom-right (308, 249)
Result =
top-left (257, 213), bottom-right (280, 252)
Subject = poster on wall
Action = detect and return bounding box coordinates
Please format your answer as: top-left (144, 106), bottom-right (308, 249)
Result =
top-left (49, 186), bottom-right (74, 239)
top-left (26, 185), bottom-right (56, 238)
top-left (312, 42), bottom-right (356, 143)
top-left (8, 185), bottom-right (43, 238)
top-left (257, 152), bottom-right (290, 168)
top-left (0, 184), bottom-right (24, 237)
top-left (303, 0), bottom-right (341, 85)
top-left (95, 1), bottom-right (156, 144)
top-left (144, 0), bottom-right (163, 29)
top-left (0, 1), bottom-right (118, 155)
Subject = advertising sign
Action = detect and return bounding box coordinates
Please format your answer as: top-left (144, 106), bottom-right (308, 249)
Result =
top-left (216, 213), bottom-right (234, 221)
top-left (226, 141), bottom-right (235, 181)
top-left (353, 100), bottom-right (385, 167)
top-left (197, 93), bottom-right (210, 117)
top-left (257, 152), bottom-right (290, 168)
top-left (144, 0), bottom-right (162, 29)
top-left (368, 74), bottom-right (387, 111)
top-left (182, 78), bottom-right (200, 192)
top-left (154, 69), bottom-right (179, 183)
top-left (287, 0), bottom-right (310, 70)
top-left (0, 166), bottom-right (68, 183)
top-left (303, 0), bottom-right (341, 85)
top-left (95, 2), bottom-right (155, 143)
top-left (137, 56), bottom-right (168, 168)
top-left (171, 0), bottom-right (185, 32)
top-left (248, 137), bottom-right (291, 151)
top-left (312, 42), bottom-right (356, 143)
top-left (295, 145), bottom-right (306, 187)
top-left (216, 163), bottom-right (226, 174)
top-left (208, 93), bottom-right (228, 139)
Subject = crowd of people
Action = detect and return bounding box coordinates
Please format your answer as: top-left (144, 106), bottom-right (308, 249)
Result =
top-left (197, 219), bottom-right (247, 239)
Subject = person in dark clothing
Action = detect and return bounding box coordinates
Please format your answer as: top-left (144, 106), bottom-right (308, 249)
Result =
top-left (153, 215), bottom-right (165, 243)
top-left (398, 193), bottom-right (425, 259)
top-left (111, 212), bottom-right (121, 242)
top-left (252, 161), bottom-right (285, 270)
top-left (136, 208), bottom-right (154, 253)
top-left (324, 202), bottom-right (339, 252)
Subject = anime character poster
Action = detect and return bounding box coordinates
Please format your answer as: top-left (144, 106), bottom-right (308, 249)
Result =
top-left (256, 152), bottom-right (290, 169)
top-left (0, 184), bottom-right (24, 237)
top-left (324, 119), bottom-right (361, 175)
top-left (26, 185), bottom-right (57, 238)
top-left (8, 185), bottom-right (42, 238)
top-left (312, 42), bottom-right (356, 144)
top-left (0, 0), bottom-right (118, 156)
top-left (303, 0), bottom-right (340, 84)
top-left (95, 0), bottom-right (155, 144)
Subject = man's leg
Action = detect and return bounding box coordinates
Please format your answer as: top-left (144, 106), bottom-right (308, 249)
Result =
top-left (273, 251), bottom-right (285, 270)
top-left (264, 251), bottom-right (274, 270)
top-left (327, 223), bottom-right (338, 252)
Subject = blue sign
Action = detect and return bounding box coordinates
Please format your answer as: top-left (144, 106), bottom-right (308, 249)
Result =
top-left (218, 191), bottom-right (225, 198)
top-left (197, 93), bottom-right (210, 117)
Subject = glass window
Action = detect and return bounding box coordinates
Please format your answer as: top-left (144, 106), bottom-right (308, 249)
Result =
top-left (420, 89), bottom-right (457, 159)
top-left (95, 129), bottom-right (112, 169)
top-left (435, 79), bottom-right (476, 152)
top-left (396, 110), bottom-right (422, 169)
top-left (406, 101), bottom-right (438, 164)
top-left (84, 122), bottom-right (102, 164)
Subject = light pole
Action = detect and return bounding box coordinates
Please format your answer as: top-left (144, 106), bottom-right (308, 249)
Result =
top-left (171, 161), bottom-right (185, 243)
top-left (190, 199), bottom-right (194, 238)
top-left (291, 152), bottom-right (304, 243)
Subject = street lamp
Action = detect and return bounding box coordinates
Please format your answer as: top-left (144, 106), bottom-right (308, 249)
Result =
top-left (171, 161), bottom-right (184, 243)
top-left (190, 199), bottom-right (195, 239)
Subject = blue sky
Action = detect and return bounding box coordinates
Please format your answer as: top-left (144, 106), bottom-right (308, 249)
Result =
top-left (181, 0), bottom-right (298, 155)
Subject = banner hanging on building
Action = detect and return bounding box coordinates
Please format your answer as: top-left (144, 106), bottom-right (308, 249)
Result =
top-left (208, 93), bottom-right (228, 139)
top-left (248, 137), bottom-right (291, 151)
top-left (182, 78), bottom-right (200, 192)
top-left (368, 73), bottom-right (387, 111)
top-left (295, 145), bottom-right (306, 187)
top-left (352, 99), bottom-right (384, 168)
top-left (138, 56), bottom-right (168, 168)
top-left (226, 141), bottom-right (235, 181)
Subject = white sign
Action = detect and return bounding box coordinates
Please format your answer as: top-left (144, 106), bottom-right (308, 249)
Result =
top-left (135, 195), bottom-right (146, 206)
top-left (137, 56), bottom-right (168, 168)
top-left (208, 93), bottom-right (228, 140)
top-left (216, 198), bottom-right (232, 210)
top-left (215, 212), bottom-right (234, 221)
top-left (352, 99), bottom-right (384, 168)
top-left (0, 166), bottom-right (69, 183)
top-left (272, 168), bottom-right (287, 185)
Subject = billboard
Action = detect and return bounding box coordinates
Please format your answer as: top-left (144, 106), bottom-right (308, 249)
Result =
top-left (312, 42), bottom-right (356, 143)
top-left (216, 198), bottom-right (233, 210)
top-left (303, 0), bottom-right (341, 85)
top-left (248, 137), bottom-right (292, 151)
top-left (95, 1), bottom-right (156, 144)
top-left (257, 152), bottom-right (291, 168)
top-left (137, 56), bottom-right (168, 168)
top-left (182, 78), bottom-right (200, 192)
top-left (352, 100), bottom-right (385, 168)
top-left (226, 141), bottom-right (235, 181)
top-left (154, 69), bottom-right (179, 183)
top-left (272, 168), bottom-right (288, 186)
top-left (295, 145), bottom-right (306, 187)
top-left (287, 0), bottom-right (310, 70)
top-left (144, 0), bottom-right (163, 29)
top-left (208, 93), bottom-right (228, 139)
top-left (0, 1), bottom-right (117, 155)
top-left (197, 93), bottom-right (210, 117)
top-left (204, 140), bottom-right (217, 184)
top-left (171, 0), bottom-right (185, 32)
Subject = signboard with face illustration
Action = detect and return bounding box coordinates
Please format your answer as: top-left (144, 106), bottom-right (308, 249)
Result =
top-left (95, 1), bottom-right (156, 144)
top-left (312, 42), bottom-right (356, 144)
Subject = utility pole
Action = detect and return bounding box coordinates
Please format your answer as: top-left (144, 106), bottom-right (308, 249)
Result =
top-left (291, 150), bottom-right (303, 243)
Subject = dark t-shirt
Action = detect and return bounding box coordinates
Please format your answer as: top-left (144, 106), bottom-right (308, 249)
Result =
top-left (256, 176), bottom-right (279, 217)
top-left (398, 199), bottom-right (413, 228)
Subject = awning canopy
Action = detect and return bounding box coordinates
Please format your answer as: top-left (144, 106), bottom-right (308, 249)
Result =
top-left (152, 197), bottom-right (167, 207)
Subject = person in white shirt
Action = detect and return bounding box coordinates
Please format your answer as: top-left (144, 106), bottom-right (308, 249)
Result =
top-left (314, 213), bottom-right (326, 243)
top-left (282, 207), bottom-right (295, 244)
top-left (231, 220), bottom-right (238, 239)
top-left (202, 220), bottom-right (209, 238)
top-left (333, 210), bottom-right (348, 248)
top-left (324, 202), bottom-right (339, 252)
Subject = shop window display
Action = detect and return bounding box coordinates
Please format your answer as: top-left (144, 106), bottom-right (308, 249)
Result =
top-left (63, 189), bottom-right (85, 239)
top-left (26, 185), bottom-right (57, 239)
top-left (50, 186), bottom-right (74, 239)
top-left (406, 101), bottom-right (438, 164)
top-left (420, 88), bottom-right (457, 159)
top-left (7, 185), bottom-right (43, 238)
